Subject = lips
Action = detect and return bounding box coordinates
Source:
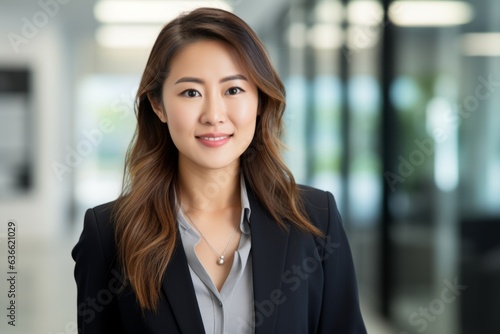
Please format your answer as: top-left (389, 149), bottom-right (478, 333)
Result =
top-left (197, 135), bottom-right (229, 141)
top-left (195, 133), bottom-right (232, 147)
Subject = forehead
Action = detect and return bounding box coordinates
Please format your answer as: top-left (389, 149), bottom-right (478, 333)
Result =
top-left (167, 39), bottom-right (249, 79)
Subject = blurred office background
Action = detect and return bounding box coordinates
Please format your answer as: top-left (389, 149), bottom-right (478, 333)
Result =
top-left (0, 0), bottom-right (499, 333)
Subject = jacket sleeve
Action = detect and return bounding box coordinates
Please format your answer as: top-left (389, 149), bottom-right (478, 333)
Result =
top-left (318, 191), bottom-right (367, 333)
top-left (71, 208), bottom-right (124, 334)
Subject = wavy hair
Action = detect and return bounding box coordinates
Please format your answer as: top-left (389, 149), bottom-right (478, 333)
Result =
top-left (112, 7), bottom-right (321, 312)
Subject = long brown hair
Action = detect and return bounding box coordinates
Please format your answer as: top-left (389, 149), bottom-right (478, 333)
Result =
top-left (113, 7), bottom-right (321, 312)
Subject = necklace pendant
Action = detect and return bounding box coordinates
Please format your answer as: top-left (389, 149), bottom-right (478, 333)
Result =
top-left (217, 255), bottom-right (225, 265)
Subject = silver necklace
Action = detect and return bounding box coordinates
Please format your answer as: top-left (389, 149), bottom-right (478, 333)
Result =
top-left (182, 208), bottom-right (240, 265)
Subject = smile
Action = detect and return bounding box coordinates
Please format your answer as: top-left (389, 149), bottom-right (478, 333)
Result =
top-left (198, 136), bottom-right (229, 141)
top-left (196, 134), bottom-right (232, 147)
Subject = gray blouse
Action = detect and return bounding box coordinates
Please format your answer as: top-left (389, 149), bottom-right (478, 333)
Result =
top-left (177, 178), bottom-right (254, 334)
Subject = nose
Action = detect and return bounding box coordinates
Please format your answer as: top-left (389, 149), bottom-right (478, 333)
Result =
top-left (200, 92), bottom-right (226, 125)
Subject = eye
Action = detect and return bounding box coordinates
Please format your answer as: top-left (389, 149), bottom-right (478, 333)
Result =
top-left (226, 87), bottom-right (244, 95)
top-left (180, 89), bottom-right (201, 98)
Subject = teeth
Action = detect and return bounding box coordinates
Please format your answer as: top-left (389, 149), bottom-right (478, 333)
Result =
top-left (200, 136), bottom-right (227, 141)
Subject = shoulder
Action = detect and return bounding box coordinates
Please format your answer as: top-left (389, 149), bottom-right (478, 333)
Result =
top-left (298, 184), bottom-right (333, 206)
top-left (297, 184), bottom-right (341, 234)
top-left (72, 201), bottom-right (118, 265)
top-left (72, 201), bottom-right (125, 332)
top-left (84, 201), bottom-right (116, 241)
top-left (297, 184), bottom-right (339, 213)
top-left (87, 200), bottom-right (116, 221)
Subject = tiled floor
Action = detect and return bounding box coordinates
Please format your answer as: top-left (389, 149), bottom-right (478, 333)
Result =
top-left (0, 230), bottom-right (395, 334)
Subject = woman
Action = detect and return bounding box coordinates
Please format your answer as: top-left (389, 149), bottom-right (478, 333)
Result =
top-left (72, 7), bottom-right (366, 334)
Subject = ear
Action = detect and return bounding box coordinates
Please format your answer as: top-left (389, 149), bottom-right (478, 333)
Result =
top-left (148, 93), bottom-right (168, 123)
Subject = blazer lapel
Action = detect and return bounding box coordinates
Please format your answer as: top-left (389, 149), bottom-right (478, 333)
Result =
top-left (248, 190), bottom-right (290, 334)
top-left (160, 191), bottom-right (291, 334)
top-left (162, 236), bottom-right (206, 333)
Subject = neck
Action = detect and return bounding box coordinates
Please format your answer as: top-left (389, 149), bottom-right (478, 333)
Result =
top-left (177, 159), bottom-right (241, 213)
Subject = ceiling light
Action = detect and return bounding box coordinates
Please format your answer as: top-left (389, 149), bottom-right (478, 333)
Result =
top-left (94, 0), bottom-right (232, 24)
top-left (96, 25), bottom-right (163, 48)
top-left (461, 33), bottom-right (500, 56)
top-left (347, 1), bottom-right (384, 25)
top-left (389, 1), bottom-right (473, 27)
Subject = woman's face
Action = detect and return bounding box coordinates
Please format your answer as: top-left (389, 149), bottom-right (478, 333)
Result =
top-left (152, 39), bottom-right (259, 172)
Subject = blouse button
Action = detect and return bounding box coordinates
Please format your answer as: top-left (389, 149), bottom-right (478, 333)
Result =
top-left (219, 301), bottom-right (223, 307)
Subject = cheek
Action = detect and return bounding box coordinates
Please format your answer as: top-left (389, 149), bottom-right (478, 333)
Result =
top-left (231, 99), bottom-right (259, 129)
top-left (165, 101), bottom-right (197, 132)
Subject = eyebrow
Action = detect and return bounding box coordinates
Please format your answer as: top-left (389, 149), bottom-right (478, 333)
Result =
top-left (174, 74), bottom-right (248, 85)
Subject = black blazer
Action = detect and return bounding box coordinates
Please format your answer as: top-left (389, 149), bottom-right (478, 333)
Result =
top-left (72, 186), bottom-right (367, 333)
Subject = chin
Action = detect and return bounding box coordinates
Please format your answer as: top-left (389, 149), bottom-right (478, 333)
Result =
top-left (202, 161), bottom-right (239, 171)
